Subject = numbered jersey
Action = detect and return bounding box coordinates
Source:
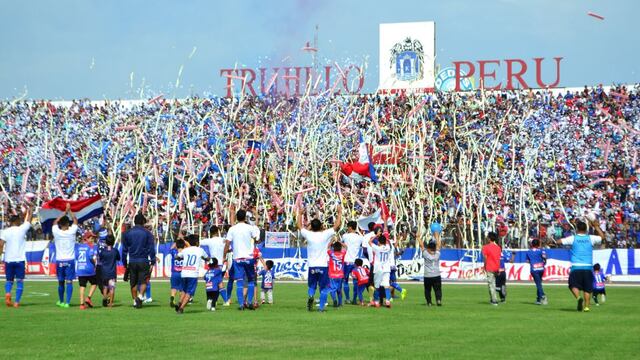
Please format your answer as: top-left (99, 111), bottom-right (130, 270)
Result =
top-left (179, 246), bottom-right (207, 278)
top-left (352, 266), bottom-right (370, 286)
top-left (371, 243), bottom-right (392, 272)
top-left (327, 249), bottom-right (346, 279)
top-left (75, 243), bottom-right (96, 277)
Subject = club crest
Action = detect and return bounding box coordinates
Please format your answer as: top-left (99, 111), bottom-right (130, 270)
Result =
top-left (390, 37), bottom-right (424, 82)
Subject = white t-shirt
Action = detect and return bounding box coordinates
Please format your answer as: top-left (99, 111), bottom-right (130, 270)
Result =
top-left (200, 236), bottom-right (226, 264)
top-left (179, 246), bottom-right (208, 278)
top-left (226, 222), bottom-right (259, 260)
top-left (341, 232), bottom-right (363, 263)
top-left (52, 224), bottom-right (78, 261)
top-left (371, 243), bottom-right (392, 273)
top-left (363, 232), bottom-right (376, 262)
top-left (0, 222), bottom-right (31, 262)
top-left (301, 228), bottom-right (335, 268)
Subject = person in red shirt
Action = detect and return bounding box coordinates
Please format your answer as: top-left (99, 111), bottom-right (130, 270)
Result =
top-left (482, 232), bottom-right (502, 306)
top-left (327, 241), bottom-right (347, 307)
top-left (351, 258), bottom-right (370, 306)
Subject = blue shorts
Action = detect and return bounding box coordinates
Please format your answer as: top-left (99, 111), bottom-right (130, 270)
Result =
top-left (170, 272), bottom-right (183, 291)
top-left (390, 269), bottom-right (397, 283)
top-left (5, 261), bottom-right (26, 281)
top-left (308, 267), bottom-right (329, 290)
top-left (227, 264), bottom-right (235, 281)
top-left (329, 278), bottom-right (343, 292)
top-left (343, 263), bottom-right (355, 281)
top-left (232, 259), bottom-right (255, 282)
top-left (56, 261), bottom-right (76, 281)
top-left (181, 277), bottom-right (198, 296)
top-left (430, 222), bottom-right (442, 234)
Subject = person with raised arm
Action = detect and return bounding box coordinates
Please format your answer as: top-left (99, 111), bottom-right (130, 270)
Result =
top-left (0, 203), bottom-right (33, 308)
top-left (297, 197), bottom-right (342, 312)
top-left (52, 203), bottom-right (79, 308)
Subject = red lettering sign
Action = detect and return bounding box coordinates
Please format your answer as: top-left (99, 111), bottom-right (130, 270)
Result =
top-left (220, 64), bottom-right (365, 98)
top-left (454, 57), bottom-right (563, 91)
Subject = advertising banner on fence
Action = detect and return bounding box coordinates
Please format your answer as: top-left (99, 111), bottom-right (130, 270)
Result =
top-left (5, 243), bottom-right (640, 282)
top-left (264, 232), bottom-right (290, 249)
top-left (379, 21), bottom-right (435, 92)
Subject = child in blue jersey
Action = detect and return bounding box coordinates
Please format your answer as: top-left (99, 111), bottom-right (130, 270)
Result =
top-left (592, 263), bottom-right (608, 305)
top-left (526, 239), bottom-right (547, 305)
top-left (204, 258), bottom-right (223, 311)
top-left (169, 239), bottom-right (185, 308)
top-left (93, 219), bottom-right (109, 297)
top-left (98, 235), bottom-right (120, 307)
top-left (260, 260), bottom-right (275, 304)
top-left (75, 232), bottom-right (98, 310)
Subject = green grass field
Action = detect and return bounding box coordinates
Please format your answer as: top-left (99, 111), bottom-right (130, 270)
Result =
top-left (1, 281), bottom-right (638, 359)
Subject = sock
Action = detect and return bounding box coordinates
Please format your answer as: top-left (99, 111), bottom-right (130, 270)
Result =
top-left (5, 281), bottom-right (13, 294)
top-left (373, 289), bottom-right (379, 301)
top-left (226, 279), bottom-right (234, 298)
top-left (247, 282), bottom-right (255, 304)
top-left (343, 281), bottom-right (350, 302)
top-left (308, 286), bottom-right (316, 298)
top-left (58, 282), bottom-right (65, 302)
top-left (212, 291), bottom-right (220, 307)
top-left (170, 295), bottom-right (175, 304)
top-left (145, 282), bottom-right (151, 298)
top-left (352, 280), bottom-right (358, 303)
top-left (235, 280), bottom-right (244, 305)
top-left (16, 281), bottom-right (24, 303)
top-left (385, 288), bottom-right (391, 301)
top-left (378, 287), bottom-right (385, 302)
top-left (319, 288), bottom-right (329, 311)
top-left (338, 289), bottom-right (343, 306)
top-left (392, 283), bottom-right (403, 292)
top-left (220, 289), bottom-right (228, 302)
top-left (65, 283), bottom-right (73, 304)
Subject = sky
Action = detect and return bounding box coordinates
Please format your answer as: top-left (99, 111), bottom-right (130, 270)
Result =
top-left (0, 0), bottom-right (638, 100)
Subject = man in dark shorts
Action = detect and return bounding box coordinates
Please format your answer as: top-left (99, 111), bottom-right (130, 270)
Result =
top-left (556, 219), bottom-right (605, 312)
top-left (122, 214), bottom-right (156, 309)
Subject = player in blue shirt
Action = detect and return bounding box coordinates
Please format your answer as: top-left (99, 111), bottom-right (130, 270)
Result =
top-left (592, 263), bottom-right (608, 306)
top-left (169, 239), bottom-right (185, 308)
top-left (204, 258), bottom-right (224, 311)
top-left (526, 239), bottom-right (547, 305)
top-left (260, 260), bottom-right (275, 304)
top-left (557, 219), bottom-right (606, 312)
top-left (75, 232), bottom-right (98, 310)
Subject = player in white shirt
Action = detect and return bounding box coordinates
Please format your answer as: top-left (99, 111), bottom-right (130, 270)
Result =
top-left (52, 203), bottom-right (79, 308)
top-left (341, 221), bottom-right (363, 304)
top-left (224, 208), bottom-right (259, 310)
top-left (369, 233), bottom-right (393, 308)
top-left (199, 225), bottom-right (229, 305)
top-left (296, 202), bottom-right (342, 312)
top-left (175, 235), bottom-right (209, 314)
top-left (0, 204), bottom-right (33, 308)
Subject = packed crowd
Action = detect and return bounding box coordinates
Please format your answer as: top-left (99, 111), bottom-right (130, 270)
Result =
top-left (0, 84), bottom-right (639, 249)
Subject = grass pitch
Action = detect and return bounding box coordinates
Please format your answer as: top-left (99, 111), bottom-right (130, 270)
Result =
top-left (1, 281), bottom-right (638, 359)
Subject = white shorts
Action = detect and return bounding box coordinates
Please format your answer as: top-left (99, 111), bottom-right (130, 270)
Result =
top-left (374, 271), bottom-right (390, 288)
